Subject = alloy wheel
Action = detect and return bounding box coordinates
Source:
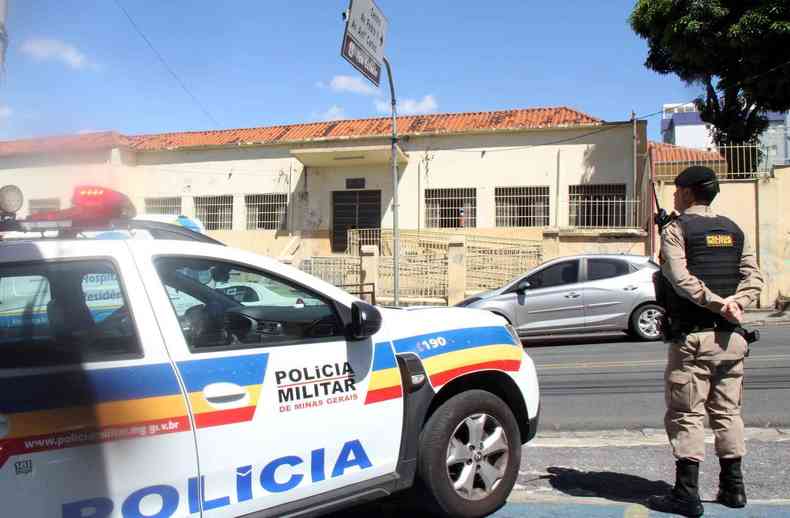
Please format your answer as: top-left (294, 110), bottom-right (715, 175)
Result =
top-left (445, 413), bottom-right (510, 501)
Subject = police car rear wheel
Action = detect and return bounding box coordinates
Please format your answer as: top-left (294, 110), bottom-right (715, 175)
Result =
top-left (417, 390), bottom-right (520, 518)
top-left (630, 304), bottom-right (664, 341)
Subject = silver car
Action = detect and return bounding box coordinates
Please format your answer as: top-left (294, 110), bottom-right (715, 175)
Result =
top-left (457, 254), bottom-right (664, 341)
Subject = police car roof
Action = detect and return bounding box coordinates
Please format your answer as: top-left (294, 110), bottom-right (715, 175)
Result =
top-left (0, 219), bottom-right (223, 246)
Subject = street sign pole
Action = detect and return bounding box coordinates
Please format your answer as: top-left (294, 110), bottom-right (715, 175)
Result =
top-left (383, 57), bottom-right (399, 306)
top-left (340, 0), bottom-right (399, 304)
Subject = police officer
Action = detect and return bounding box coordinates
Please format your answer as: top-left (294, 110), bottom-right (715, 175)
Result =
top-left (648, 166), bottom-right (764, 517)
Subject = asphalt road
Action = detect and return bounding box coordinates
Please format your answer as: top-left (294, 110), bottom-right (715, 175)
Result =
top-left (526, 326), bottom-right (790, 431)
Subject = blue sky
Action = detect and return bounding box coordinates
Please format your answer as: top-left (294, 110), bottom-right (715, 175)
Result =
top-left (0, 0), bottom-right (700, 141)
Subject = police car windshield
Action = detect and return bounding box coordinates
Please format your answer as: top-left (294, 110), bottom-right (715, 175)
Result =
top-left (156, 261), bottom-right (242, 311)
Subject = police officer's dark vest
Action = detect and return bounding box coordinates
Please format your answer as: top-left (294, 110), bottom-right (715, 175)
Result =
top-left (661, 213), bottom-right (744, 331)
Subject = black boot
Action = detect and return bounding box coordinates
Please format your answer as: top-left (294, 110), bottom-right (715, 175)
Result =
top-left (647, 458), bottom-right (705, 517)
top-left (717, 457), bottom-right (747, 508)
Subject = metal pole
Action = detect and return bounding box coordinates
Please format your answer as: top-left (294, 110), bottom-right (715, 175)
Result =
top-left (0, 0), bottom-right (8, 77)
top-left (383, 57), bottom-right (399, 306)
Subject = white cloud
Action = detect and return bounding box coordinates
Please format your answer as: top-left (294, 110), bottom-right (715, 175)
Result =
top-left (328, 75), bottom-right (378, 96)
top-left (0, 105), bottom-right (11, 120)
top-left (376, 95), bottom-right (438, 115)
top-left (320, 105), bottom-right (347, 121)
top-left (21, 38), bottom-right (92, 70)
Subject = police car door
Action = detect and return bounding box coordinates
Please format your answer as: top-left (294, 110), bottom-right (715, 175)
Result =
top-left (131, 242), bottom-right (404, 517)
top-left (0, 241), bottom-right (198, 518)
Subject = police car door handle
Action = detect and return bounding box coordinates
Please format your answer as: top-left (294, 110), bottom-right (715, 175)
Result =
top-left (623, 285), bottom-right (639, 291)
top-left (203, 382), bottom-right (249, 407)
top-left (564, 292), bottom-right (581, 299)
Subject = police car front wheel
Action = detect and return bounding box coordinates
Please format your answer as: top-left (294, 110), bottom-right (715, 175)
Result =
top-left (417, 390), bottom-right (521, 518)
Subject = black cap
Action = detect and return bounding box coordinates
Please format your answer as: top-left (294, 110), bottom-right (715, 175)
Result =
top-left (674, 166), bottom-right (718, 188)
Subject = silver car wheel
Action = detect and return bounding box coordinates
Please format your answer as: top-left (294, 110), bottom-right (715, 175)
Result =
top-left (638, 308), bottom-right (662, 339)
top-left (446, 413), bottom-right (509, 501)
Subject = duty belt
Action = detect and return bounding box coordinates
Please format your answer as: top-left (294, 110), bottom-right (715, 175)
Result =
top-left (669, 321), bottom-right (760, 354)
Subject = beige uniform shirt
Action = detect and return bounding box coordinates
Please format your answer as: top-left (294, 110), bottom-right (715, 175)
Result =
top-left (660, 204), bottom-right (764, 313)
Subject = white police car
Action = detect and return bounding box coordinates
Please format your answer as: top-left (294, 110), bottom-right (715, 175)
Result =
top-left (0, 185), bottom-right (540, 518)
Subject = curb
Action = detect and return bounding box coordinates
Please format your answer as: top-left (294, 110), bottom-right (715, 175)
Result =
top-left (527, 428), bottom-right (790, 448)
top-left (743, 310), bottom-right (790, 326)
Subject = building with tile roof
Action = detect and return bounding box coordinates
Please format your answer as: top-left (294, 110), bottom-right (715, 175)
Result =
top-left (0, 106), bottom-right (648, 261)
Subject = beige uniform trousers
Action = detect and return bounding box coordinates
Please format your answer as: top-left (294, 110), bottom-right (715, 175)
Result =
top-left (664, 330), bottom-right (748, 462)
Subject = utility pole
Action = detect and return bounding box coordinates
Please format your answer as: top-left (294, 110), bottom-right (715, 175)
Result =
top-left (0, 0), bottom-right (8, 78)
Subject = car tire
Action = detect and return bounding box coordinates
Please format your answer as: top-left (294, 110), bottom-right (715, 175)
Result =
top-left (630, 303), bottom-right (664, 341)
top-left (416, 390), bottom-right (521, 518)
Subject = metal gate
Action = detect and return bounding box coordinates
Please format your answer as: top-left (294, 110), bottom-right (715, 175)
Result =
top-left (331, 190), bottom-right (381, 252)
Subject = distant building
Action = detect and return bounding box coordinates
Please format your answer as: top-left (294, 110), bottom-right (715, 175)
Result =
top-left (661, 102), bottom-right (789, 167)
top-left (661, 103), bottom-right (715, 149)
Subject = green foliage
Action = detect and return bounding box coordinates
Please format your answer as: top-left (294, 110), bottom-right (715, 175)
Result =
top-left (630, 0), bottom-right (790, 145)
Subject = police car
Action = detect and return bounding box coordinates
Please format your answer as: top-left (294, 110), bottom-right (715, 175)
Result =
top-left (0, 185), bottom-right (540, 518)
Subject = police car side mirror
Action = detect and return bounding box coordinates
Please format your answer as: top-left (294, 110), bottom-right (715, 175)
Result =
top-left (350, 301), bottom-right (382, 340)
top-left (517, 280), bottom-right (531, 292)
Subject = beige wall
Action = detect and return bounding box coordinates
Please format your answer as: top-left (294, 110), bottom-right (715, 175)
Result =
top-left (542, 230), bottom-right (647, 260)
top-left (757, 166), bottom-right (790, 307)
top-left (0, 150), bottom-right (116, 215)
top-left (656, 172), bottom-right (789, 308)
top-left (656, 179), bottom-right (758, 240)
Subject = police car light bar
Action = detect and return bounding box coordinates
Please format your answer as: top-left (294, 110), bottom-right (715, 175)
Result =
top-left (29, 185), bottom-right (136, 224)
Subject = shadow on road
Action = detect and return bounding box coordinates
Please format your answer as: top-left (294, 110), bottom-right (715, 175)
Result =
top-left (545, 466), bottom-right (672, 503)
top-left (523, 333), bottom-right (636, 348)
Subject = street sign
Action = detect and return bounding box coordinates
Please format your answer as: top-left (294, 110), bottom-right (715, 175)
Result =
top-left (341, 0), bottom-right (388, 87)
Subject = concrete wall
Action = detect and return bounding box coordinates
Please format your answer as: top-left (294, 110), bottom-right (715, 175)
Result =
top-left (0, 150), bottom-right (116, 215)
top-left (656, 180), bottom-right (758, 241)
top-left (656, 171), bottom-right (790, 308)
top-left (757, 166), bottom-right (790, 307)
top-left (543, 229), bottom-right (646, 261)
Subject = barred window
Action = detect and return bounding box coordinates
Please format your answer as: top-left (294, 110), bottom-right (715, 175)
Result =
top-left (194, 195), bottom-right (233, 230)
top-left (144, 197), bottom-right (182, 215)
top-left (425, 188), bottom-right (476, 228)
top-left (245, 193), bottom-right (287, 230)
top-left (495, 186), bottom-right (550, 227)
top-left (568, 184), bottom-right (627, 228)
top-left (28, 198), bottom-right (60, 215)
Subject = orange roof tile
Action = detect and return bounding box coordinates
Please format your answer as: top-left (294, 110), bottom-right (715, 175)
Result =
top-left (0, 107), bottom-right (602, 157)
top-left (130, 107), bottom-right (601, 151)
top-left (0, 131), bottom-right (131, 158)
top-left (648, 141), bottom-right (724, 164)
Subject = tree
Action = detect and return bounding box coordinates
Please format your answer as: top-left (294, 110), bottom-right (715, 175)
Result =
top-left (630, 0), bottom-right (790, 148)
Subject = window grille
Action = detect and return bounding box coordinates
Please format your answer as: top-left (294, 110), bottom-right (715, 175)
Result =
top-left (28, 198), bottom-right (60, 215)
top-left (144, 197), bottom-right (182, 215)
top-left (245, 193), bottom-right (287, 230)
top-left (424, 188), bottom-right (476, 228)
top-left (568, 184), bottom-right (627, 228)
top-left (194, 195), bottom-right (233, 230)
top-left (495, 186), bottom-right (550, 227)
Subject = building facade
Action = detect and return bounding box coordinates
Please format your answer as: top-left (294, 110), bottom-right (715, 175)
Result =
top-left (0, 107), bottom-right (649, 262)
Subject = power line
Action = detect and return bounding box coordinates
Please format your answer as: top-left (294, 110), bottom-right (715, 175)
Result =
top-left (113, 0), bottom-right (220, 128)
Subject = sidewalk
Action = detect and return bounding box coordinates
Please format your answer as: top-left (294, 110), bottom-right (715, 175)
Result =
top-left (506, 428), bottom-right (790, 517)
top-left (743, 308), bottom-right (790, 326)
top-left (496, 499), bottom-right (790, 517)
